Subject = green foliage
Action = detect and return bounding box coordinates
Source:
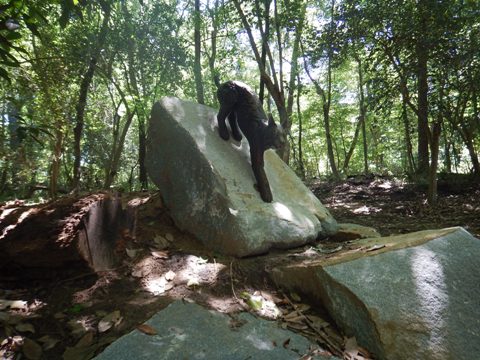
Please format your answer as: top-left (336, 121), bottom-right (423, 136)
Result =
top-left (0, 0), bottom-right (479, 200)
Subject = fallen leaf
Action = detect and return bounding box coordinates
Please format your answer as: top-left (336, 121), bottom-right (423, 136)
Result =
top-left (62, 345), bottom-right (97, 360)
top-left (366, 244), bottom-right (386, 252)
top-left (151, 250), bottom-right (169, 259)
top-left (165, 233), bottom-right (174, 242)
top-left (67, 319), bottom-right (89, 337)
top-left (196, 257), bottom-right (208, 265)
top-left (75, 332), bottom-right (94, 348)
top-left (286, 322), bottom-right (309, 330)
top-left (54, 312), bottom-right (66, 319)
top-left (153, 235), bottom-right (169, 248)
top-left (137, 324), bottom-right (157, 335)
top-left (315, 245), bottom-right (343, 254)
top-left (126, 248), bottom-right (138, 258)
top-left (22, 338), bottom-right (42, 360)
top-left (37, 335), bottom-right (60, 350)
top-left (98, 311), bottom-right (122, 333)
top-left (15, 323), bottom-right (35, 334)
top-left (164, 270), bottom-right (176, 281)
top-left (290, 293), bottom-right (301, 302)
top-left (132, 268), bottom-right (145, 278)
top-left (186, 278), bottom-right (200, 287)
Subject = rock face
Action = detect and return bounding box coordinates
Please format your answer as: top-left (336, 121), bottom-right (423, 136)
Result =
top-left (146, 97), bottom-right (337, 256)
top-left (271, 227), bottom-right (480, 360)
top-left (94, 300), bottom-right (337, 360)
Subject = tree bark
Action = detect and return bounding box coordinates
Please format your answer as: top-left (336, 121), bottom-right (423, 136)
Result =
top-left (415, 0), bottom-right (430, 179)
top-left (233, 0), bottom-right (290, 162)
top-left (194, 0), bottom-right (205, 104)
top-left (72, 6), bottom-right (111, 191)
top-left (296, 75), bottom-right (305, 179)
top-left (356, 57), bottom-right (368, 174)
top-left (286, 2), bottom-right (307, 119)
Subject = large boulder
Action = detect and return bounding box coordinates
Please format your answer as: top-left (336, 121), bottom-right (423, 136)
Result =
top-left (271, 227), bottom-right (480, 360)
top-left (146, 97), bottom-right (337, 257)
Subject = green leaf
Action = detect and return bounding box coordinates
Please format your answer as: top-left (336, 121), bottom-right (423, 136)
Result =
top-left (0, 67), bottom-right (11, 83)
top-left (5, 32), bottom-right (22, 41)
top-left (67, 304), bottom-right (85, 313)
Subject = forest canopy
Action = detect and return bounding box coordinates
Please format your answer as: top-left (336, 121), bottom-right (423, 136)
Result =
top-left (0, 0), bottom-right (479, 203)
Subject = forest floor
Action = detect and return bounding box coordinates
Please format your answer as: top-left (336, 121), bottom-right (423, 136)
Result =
top-left (0, 175), bottom-right (478, 360)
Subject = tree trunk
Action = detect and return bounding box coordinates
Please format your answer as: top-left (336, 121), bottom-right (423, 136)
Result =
top-left (72, 6), bottom-right (111, 191)
top-left (104, 110), bottom-right (135, 189)
top-left (234, 0), bottom-right (290, 162)
top-left (194, 0), bottom-right (205, 104)
top-left (356, 57), bottom-right (368, 174)
top-left (286, 2), bottom-right (307, 118)
top-left (296, 76), bottom-right (305, 179)
top-left (324, 0), bottom-right (340, 178)
top-left (257, 0), bottom-right (271, 104)
top-left (342, 118), bottom-right (362, 173)
top-left (49, 127), bottom-right (64, 198)
top-left (415, 0), bottom-right (430, 179)
top-left (206, 0), bottom-right (219, 102)
top-left (402, 101), bottom-right (416, 175)
top-left (427, 121), bottom-right (441, 205)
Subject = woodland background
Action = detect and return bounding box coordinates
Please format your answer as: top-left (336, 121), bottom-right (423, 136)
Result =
top-left (1, 0), bottom-right (479, 205)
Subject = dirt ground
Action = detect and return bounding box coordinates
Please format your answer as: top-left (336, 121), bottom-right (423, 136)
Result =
top-left (1, 176), bottom-right (478, 359)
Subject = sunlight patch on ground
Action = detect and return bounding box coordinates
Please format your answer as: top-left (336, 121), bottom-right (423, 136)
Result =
top-left (141, 254), bottom-right (227, 296)
top-left (352, 205), bottom-right (382, 215)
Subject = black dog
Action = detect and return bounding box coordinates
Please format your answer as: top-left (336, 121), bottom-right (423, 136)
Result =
top-left (216, 80), bottom-right (284, 202)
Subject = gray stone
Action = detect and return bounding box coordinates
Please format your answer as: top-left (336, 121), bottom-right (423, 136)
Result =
top-left (94, 300), bottom-right (336, 360)
top-left (271, 227), bottom-right (480, 360)
top-left (146, 97), bottom-right (337, 257)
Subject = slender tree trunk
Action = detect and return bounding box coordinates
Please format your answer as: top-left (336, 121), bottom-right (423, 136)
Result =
top-left (323, 0), bottom-right (340, 178)
top-left (343, 118), bottom-right (362, 173)
top-left (104, 110), bottom-right (135, 189)
top-left (443, 128), bottom-right (452, 173)
top-left (257, 0), bottom-right (271, 104)
top-left (233, 0), bottom-right (290, 162)
top-left (416, 0), bottom-right (430, 179)
top-left (194, 0), bottom-right (205, 104)
top-left (427, 121), bottom-right (441, 205)
top-left (296, 76), bottom-right (305, 179)
top-left (49, 127), bottom-right (64, 198)
top-left (402, 101), bottom-right (416, 175)
top-left (303, 59), bottom-right (339, 178)
top-left (286, 2), bottom-right (307, 118)
top-left (206, 0), bottom-right (219, 102)
top-left (356, 57), bottom-right (368, 174)
top-left (72, 6), bottom-right (111, 191)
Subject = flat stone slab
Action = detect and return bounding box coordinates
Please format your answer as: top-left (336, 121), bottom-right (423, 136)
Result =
top-left (271, 227), bottom-right (480, 360)
top-left (94, 301), bottom-right (336, 360)
top-left (146, 97), bottom-right (337, 257)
